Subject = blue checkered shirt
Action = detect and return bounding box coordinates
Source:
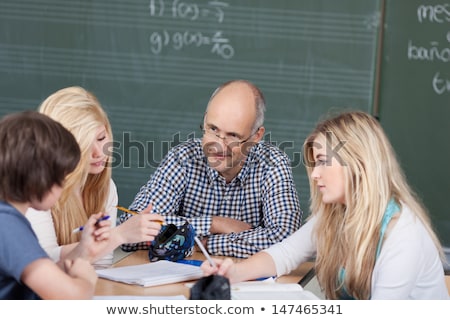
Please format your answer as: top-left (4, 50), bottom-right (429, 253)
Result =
top-left (119, 139), bottom-right (302, 258)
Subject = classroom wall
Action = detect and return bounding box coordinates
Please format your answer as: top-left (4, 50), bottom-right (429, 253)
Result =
top-left (0, 0), bottom-right (448, 247)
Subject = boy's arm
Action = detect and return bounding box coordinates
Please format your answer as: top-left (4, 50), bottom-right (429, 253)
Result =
top-left (21, 258), bottom-right (97, 299)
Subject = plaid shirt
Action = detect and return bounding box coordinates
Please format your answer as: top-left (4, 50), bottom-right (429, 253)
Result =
top-left (119, 139), bottom-right (302, 258)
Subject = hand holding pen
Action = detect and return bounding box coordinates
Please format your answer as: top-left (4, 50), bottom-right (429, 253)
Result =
top-left (200, 256), bottom-right (237, 283)
top-left (72, 215), bottom-right (111, 233)
top-left (116, 205), bottom-right (165, 225)
top-left (73, 212), bottom-right (112, 263)
top-left (115, 204), bottom-right (165, 243)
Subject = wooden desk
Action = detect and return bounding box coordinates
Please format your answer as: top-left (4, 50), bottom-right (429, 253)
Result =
top-left (95, 249), bottom-right (314, 298)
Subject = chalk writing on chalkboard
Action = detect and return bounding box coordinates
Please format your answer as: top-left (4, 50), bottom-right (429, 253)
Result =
top-left (148, 0), bottom-right (234, 59)
top-left (406, 4), bottom-right (450, 95)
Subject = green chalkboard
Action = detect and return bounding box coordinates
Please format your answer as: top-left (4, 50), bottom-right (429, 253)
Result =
top-left (0, 0), bottom-right (381, 217)
top-left (378, 0), bottom-right (450, 247)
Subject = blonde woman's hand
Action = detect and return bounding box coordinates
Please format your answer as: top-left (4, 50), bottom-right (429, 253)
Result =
top-left (115, 203), bottom-right (164, 244)
top-left (201, 257), bottom-right (236, 282)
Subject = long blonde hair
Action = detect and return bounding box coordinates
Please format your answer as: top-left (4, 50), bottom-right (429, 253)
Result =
top-left (39, 86), bottom-right (113, 245)
top-left (303, 111), bottom-right (444, 299)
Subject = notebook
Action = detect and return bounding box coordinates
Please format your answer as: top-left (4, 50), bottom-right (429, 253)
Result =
top-left (231, 279), bottom-right (321, 300)
top-left (96, 260), bottom-right (204, 287)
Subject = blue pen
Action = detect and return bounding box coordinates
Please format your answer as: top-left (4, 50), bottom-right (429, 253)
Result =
top-left (71, 215), bottom-right (110, 233)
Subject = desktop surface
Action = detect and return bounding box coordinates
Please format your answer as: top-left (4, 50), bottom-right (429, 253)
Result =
top-left (95, 249), bottom-right (314, 298)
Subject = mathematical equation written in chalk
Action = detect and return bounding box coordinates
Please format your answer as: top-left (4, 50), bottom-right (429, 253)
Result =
top-left (147, 0), bottom-right (235, 59)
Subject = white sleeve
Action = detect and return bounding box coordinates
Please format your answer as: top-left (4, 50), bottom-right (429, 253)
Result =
top-left (263, 215), bottom-right (317, 277)
top-left (371, 208), bottom-right (448, 299)
top-left (105, 179), bottom-right (118, 227)
top-left (92, 179), bottom-right (119, 267)
top-left (26, 207), bottom-right (61, 262)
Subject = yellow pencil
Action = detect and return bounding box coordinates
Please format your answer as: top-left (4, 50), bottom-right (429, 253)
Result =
top-left (116, 206), bottom-right (138, 215)
top-left (116, 205), bottom-right (165, 225)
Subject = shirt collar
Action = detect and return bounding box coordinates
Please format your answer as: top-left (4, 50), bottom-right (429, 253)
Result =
top-left (204, 142), bottom-right (260, 187)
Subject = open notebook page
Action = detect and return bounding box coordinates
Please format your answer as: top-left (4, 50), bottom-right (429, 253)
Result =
top-left (96, 260), bottom-right (203, 287)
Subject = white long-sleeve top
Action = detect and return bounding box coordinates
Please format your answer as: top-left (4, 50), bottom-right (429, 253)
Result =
top-left (26, 179), bottom-right (118, 267)
top-left (264, 205), bottom-right (449, 299)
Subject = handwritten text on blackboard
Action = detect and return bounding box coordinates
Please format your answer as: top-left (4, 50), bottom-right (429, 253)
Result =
top-left (147, 0), bottom-right (234, 59)
top-left (407, 4), bottom-right (449, 95)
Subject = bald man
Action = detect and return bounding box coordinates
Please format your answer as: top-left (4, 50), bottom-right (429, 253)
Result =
top-left (120, 80), bottom-right (302, 258)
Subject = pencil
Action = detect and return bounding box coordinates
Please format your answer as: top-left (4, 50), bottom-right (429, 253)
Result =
top-left (116, 206), bottom-right (138, 216)
top-left (116, 205), bottom-right (165, 225)
top-left (194, 236), bottom-right (217, 268)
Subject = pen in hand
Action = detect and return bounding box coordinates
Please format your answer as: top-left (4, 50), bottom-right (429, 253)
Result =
top-left (115, 205), bottom-right (138, 216)
top-left (72, 215), bottom-right (110, 234)
top-left (116, 205), bottom-right (165, 225)
top-left (194, 236), bottom-right (217, 268)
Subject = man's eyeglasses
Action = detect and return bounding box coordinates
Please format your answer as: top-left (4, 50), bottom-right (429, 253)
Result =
top-left (200, 124), bottom-right (258, 145)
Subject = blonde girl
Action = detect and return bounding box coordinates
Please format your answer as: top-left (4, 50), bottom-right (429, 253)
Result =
top-left (27, 86), bottom-right (163, 265)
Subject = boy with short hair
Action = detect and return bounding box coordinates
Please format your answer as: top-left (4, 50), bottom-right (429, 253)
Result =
top-left (0, 111), bottom-right (110, 299)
